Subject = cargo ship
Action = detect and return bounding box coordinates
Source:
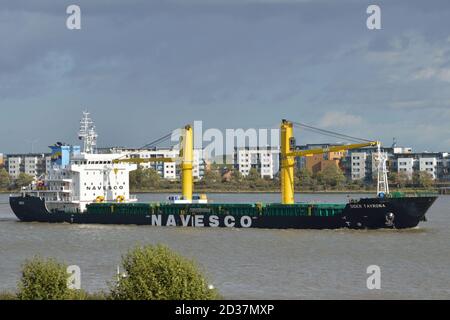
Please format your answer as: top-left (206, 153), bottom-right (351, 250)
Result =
top-left (9, 113), bottom-right (437, 229)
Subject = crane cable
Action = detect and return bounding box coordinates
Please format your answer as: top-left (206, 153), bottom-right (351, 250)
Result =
top-left (113, 130), bottom-right (180, 161)
top-left (290, 120), bottom-right (373, 143)
top-left (139, 132), bottom-right (174, 150)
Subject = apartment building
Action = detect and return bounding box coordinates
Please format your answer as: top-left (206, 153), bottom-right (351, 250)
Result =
top-left (341, 146), bottom-right (392, 181)
top-left (397, 157), bottom-right (415, 178)
top-left (295, 144), bottom-right (346, 175)
top-left (5, 153), bottom-right (50, 179)
top-left (349, 152), bottom-right (369, 180)
top-left (419, 157), bottom-right (438, 179)
top-left (107, 147), bottom-right (204, 180)
top-left (295, 144), bottom-right (346, 174)
top-left (234, 147), bottom-right (279, 178)
top-left (393, 152), bottom-right (448, 180)
top-left (344, 146), bottom-right (449, 181)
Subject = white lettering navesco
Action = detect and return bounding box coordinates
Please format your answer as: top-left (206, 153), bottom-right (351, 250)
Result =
top-left (150, 214), bottom-right (253, 228)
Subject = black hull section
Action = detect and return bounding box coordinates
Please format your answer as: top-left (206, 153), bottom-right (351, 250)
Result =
top-left (9, 195), bottom-right (437, 229)
top-left (341, 196), bottom-right (436, 229)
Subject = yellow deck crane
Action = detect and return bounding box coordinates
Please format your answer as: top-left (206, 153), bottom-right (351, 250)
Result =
top-left (112, 124), bottom-right (195, 202)
top-left (280, 119), bottom-right (379, 204)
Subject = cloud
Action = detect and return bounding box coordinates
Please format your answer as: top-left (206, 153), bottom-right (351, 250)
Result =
top-left (0, 51), bottom-right (75, 98)
top-left (1, 0), bottom-right (450, 153)
top-left (413, 67), bottom-right (450, 82)
top-left (388, 99), bottom-right (450, 110)
top-left (364, 32), bottom-right (450, 83)
top-left (318, 112), bottom-right (363, 128)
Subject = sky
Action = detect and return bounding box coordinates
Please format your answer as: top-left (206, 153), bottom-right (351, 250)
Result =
top-left (1, 0), bottom-right (450, 154)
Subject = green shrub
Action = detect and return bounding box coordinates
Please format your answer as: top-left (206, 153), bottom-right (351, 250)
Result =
top-left (67, 289), bottom-right (108, 300)
top-left (0, 292), bottom-right (17, 300)
top-left (17, 256), bottom-right (71, 300)
top-left (110, 244), bottom-right (219, 300)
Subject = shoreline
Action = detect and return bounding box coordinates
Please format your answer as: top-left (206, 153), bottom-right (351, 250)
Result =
top-left (1, 189), bottom-right (438, 195)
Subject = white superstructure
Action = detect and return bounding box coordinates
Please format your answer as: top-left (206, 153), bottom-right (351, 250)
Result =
top-left (20, 112), bottom-right (137, 212)
top-left (37, 153), bottom-right (137, 212)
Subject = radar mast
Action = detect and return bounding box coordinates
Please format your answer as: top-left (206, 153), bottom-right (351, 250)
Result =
top-left (78, 111), bottom-right (98, 154)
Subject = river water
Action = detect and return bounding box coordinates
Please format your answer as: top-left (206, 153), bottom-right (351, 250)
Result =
top-left (0, 193), bottom-right (449, 299)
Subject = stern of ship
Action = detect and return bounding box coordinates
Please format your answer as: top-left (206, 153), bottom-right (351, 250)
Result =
top-left (9, 194), bottom-right (53, 222)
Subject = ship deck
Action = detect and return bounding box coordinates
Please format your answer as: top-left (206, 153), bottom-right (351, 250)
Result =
top-left (87, 202), bottom-right (347, 217)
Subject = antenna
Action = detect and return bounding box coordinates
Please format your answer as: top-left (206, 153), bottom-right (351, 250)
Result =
top-left (78, 111), bottom-right (98, 154)
top-left (392, 137), bottom-right (397, 148)
top-left (26, 139), bottom-right (39, 153)
top-left (375, 143), bottom-right (390, 197)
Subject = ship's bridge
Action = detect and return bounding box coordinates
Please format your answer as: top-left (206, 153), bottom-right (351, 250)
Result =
top-left (67, 153), bottom-right (137, 211)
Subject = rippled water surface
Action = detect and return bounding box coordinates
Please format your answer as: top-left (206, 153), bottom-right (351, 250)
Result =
top-left (0, 193), bottom-right (449, 299)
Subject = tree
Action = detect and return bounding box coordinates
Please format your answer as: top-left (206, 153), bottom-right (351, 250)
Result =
top-left (110, 244), bottom-right (219, 300)
top-left (295, 167), bottom-right (313, 189)
top-left (245, 168), bottom-right (260, 182)
top-left (15, 173), bottom-right (34, 189)
top-left (199, 169), bottom-right (221, 188)
top-left (389, 171), bottom-right (410, 188)
top-left (413, 171), bottom-right (434, 188)
top-left (315, 165), bottom-right (345, 189)
top-left (141, 168), bottom-right (161, 189)
top-left (348, 178), bottom-right (364, 190)
top-left (0, 168), bottom-right (11, 190)
top-left (230, 168), bottom-right (243, 185)
top-left (245, 168), bottom-right (266, 189)
top-left (17, 257), bottom-right (70, 300)
top-left (129, 167), bottom-right (144, 189)
top-left (130, 167), bottom-right (161, 190)
top-left (388, 172), bottom-right (398, 186)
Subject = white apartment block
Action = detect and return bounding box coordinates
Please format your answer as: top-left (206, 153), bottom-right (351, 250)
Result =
top-left (7, 157), bottom-right (22, 179)
top-left (397, 158), bottom-right (415, 178)
top-left (234, 147), bottom-right (279, 179)
top-left (350, 152), bottom-right (368, 180)
top-left (419, 157), bottom-right (438, 179)
top-left (396, 157), bottom-right (439, 180)
top-left (6, 153), bottom-right (49, 179)
top-left (24, 156), bottom-right (39, 176)
top-left (111, 148), bottom-right (203, 180)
